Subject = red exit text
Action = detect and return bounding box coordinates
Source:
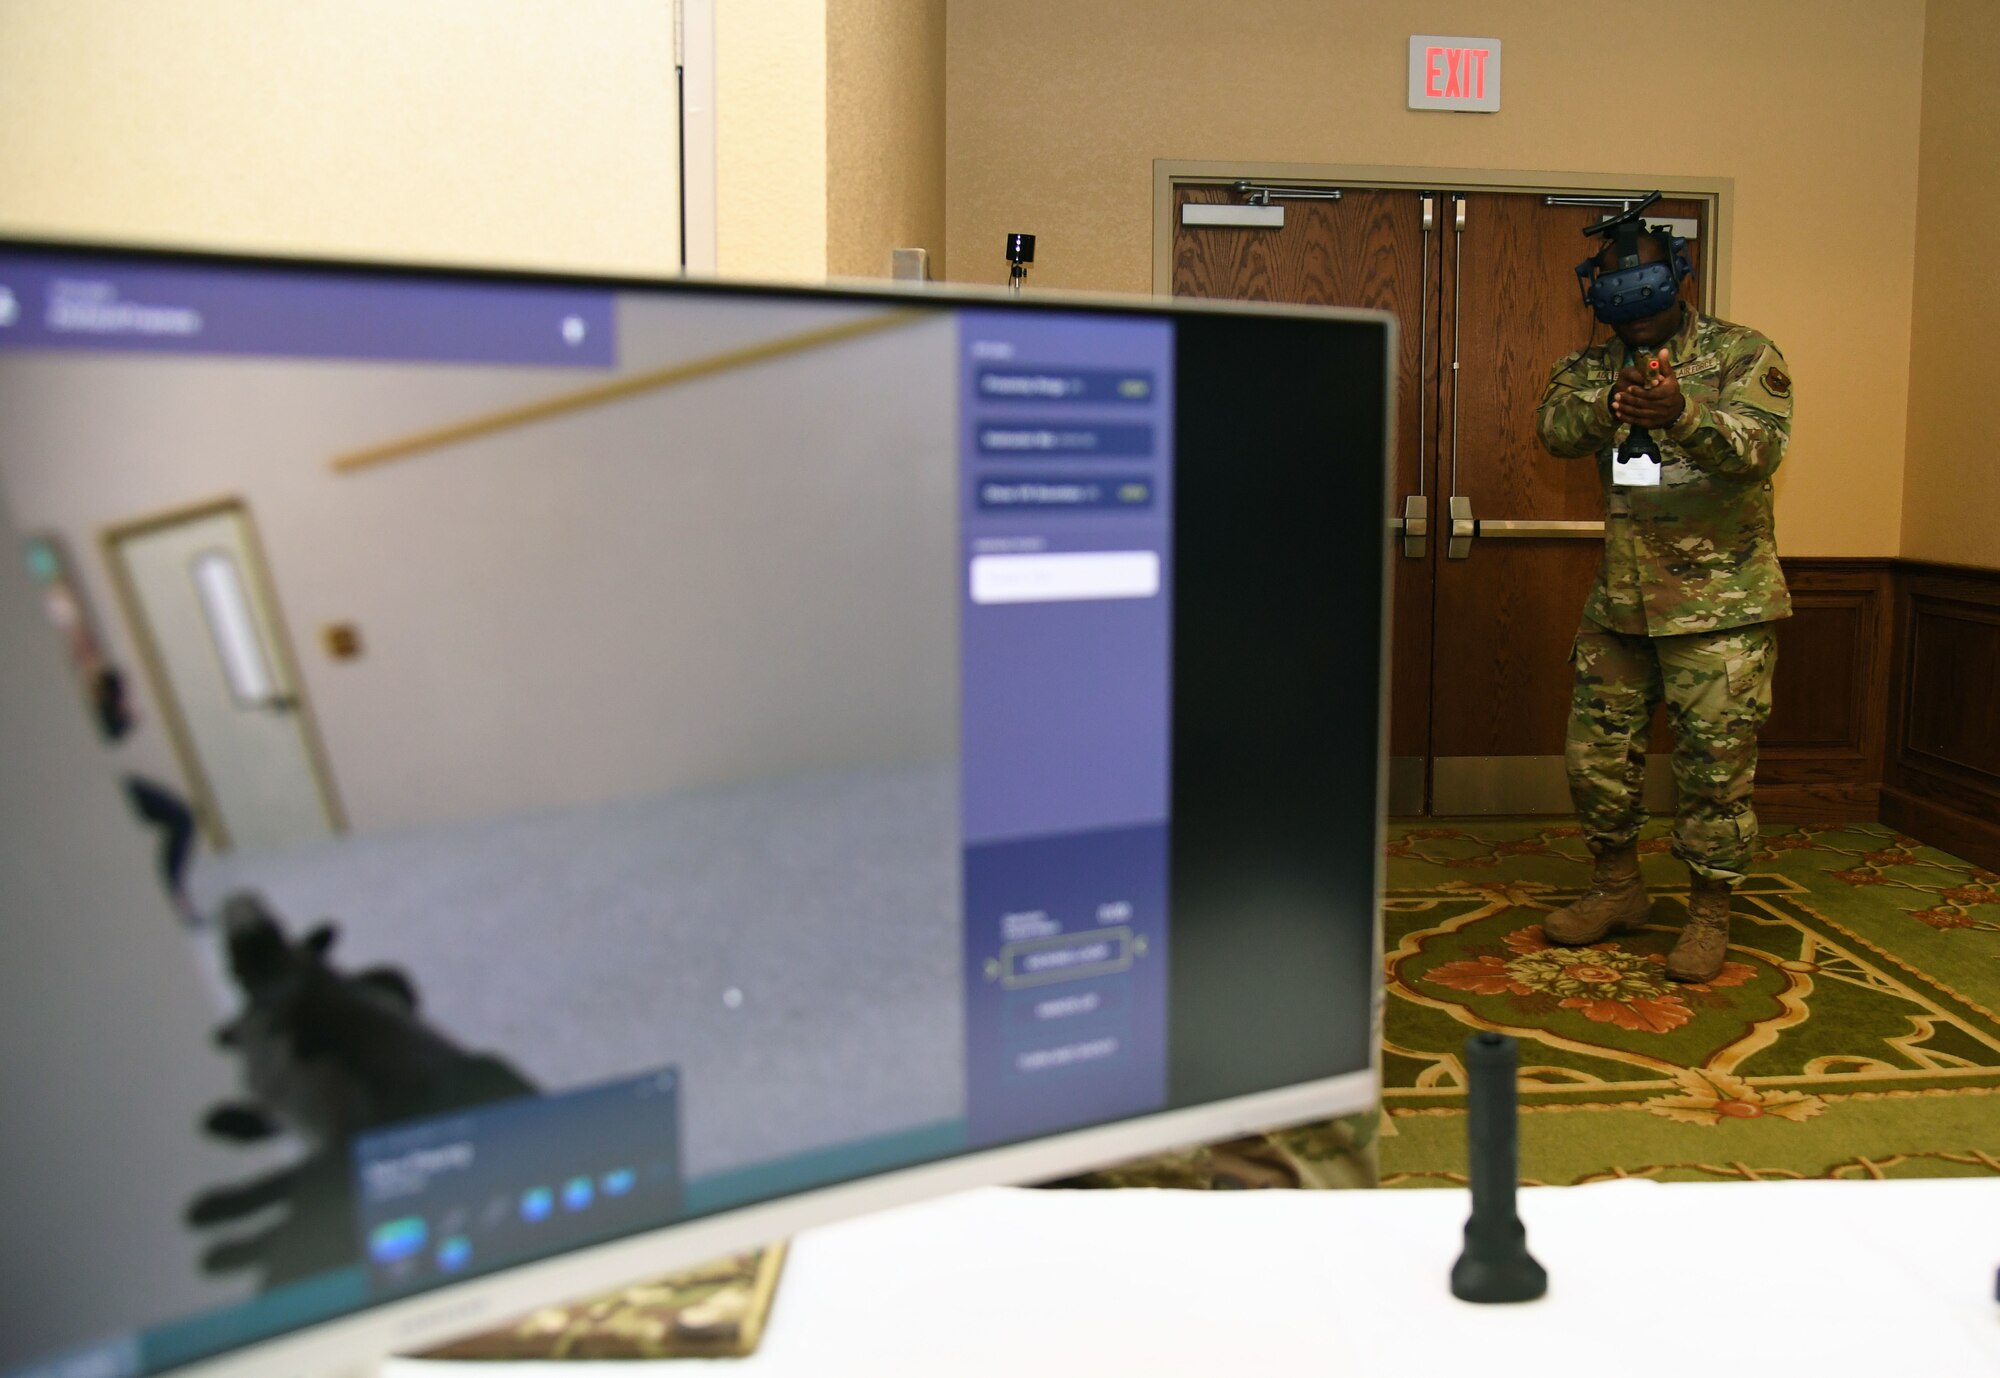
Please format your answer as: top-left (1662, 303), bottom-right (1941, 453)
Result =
top-left (1424, 45), bottom-right (1491, 100)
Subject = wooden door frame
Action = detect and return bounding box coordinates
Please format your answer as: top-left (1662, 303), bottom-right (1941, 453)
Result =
top-left (1153, 161), bottom-right (1732, 317)
top-left (101, 494), bottom-right (348, 850)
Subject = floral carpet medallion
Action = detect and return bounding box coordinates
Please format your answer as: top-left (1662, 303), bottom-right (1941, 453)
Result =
top-left (1417, 919), bottom-right (1761, 1037)
top-left (1379, 823), bottom-right (2000, 1186)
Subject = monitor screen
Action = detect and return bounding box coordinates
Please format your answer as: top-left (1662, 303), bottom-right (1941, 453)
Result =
top-left (0, 243), bottom-right (1390, 1378)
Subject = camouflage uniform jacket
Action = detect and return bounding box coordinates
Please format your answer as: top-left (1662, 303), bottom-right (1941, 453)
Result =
top-left (1535, 308), bottom-right (1793, 636)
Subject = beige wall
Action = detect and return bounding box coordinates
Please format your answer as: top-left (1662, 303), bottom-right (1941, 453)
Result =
top-left (945, 0), bottom-right (1928, 558)
top-left (0, 0), bottom-right (682, 276)
top-left (1901, 0), bottom-right (2000, 570)
top-left (827, 0), bottom-right (947, 279)
top-left (716, 0), bottom-right (830, 280)
top-left (0, 0), bottom-right (839, 282)
top-left (718, 0), bottom-right (947, 282)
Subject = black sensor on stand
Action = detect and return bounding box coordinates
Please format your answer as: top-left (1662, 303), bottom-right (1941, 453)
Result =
top-left (1450, 1031), bottom-right (1547, 1303)
top-left (1005, 233), bottom-right (1035, 296)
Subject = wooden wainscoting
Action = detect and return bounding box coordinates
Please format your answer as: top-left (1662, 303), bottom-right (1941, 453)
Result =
top-left (1882, 562), bottom-right (2000, 871)
top-left (1757, 559), bottom-right (1896, 822)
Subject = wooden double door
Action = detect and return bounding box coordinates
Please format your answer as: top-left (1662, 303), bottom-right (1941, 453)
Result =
top-left (1173, 182), bottom-right (1708, 815)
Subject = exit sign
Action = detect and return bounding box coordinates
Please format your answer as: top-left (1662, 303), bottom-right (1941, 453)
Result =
top-left (1409, 35), bottom-right (1501, 112)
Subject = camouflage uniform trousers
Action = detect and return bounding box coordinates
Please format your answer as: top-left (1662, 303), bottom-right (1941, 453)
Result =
top-left (1567, 620), bottom-right (1778, 885)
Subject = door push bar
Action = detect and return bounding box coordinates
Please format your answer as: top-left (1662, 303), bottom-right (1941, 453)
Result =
top-left (1445, 502), bottom-right (1605, 559)
top-left (1478, 519), bottom-right (1605, 537)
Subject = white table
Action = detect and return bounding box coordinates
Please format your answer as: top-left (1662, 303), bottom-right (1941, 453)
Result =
top-left (392, 1177), bottom-right (2000, 1376)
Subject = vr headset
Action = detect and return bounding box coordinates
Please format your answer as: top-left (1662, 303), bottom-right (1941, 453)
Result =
top-left (1574, 191), bottom-right (1692, 325)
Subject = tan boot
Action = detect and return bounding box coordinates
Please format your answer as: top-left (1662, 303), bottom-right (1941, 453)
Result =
top-left (1665, 876), bottom-right (1732, 982)
top-left (1542, 844), bottom-right (1651, 946)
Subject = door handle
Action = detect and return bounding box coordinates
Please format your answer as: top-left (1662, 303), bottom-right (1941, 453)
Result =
top-left (1444, 198), bottom-right (1469, 560)
top-left (1447, 496), bottom-right (1474, 559)
top-left (1475, 519), bottom-right (1605, 539)
top-left (1413, 192), bottom-right (1432, 552)
top-left (262, 693), bottom-right (300, 713)
top-left (1391, 495), bottom-right (1428, 557)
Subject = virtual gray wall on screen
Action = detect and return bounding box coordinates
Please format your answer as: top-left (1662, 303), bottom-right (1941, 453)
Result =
top-left (0, 299), bottom-right (960, 837)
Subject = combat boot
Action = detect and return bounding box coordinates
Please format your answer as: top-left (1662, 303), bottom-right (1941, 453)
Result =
top-left (1542, 844), bottom-right (1650, 946)
top-left (1665, 875), bottom-right (1732, 983)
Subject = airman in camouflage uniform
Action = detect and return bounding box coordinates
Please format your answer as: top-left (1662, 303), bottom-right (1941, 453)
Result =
top-left (1534, 234), bottom-right (1793, 982)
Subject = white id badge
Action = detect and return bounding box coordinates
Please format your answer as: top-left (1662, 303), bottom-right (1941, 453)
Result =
top-left (1611, 444), bottom-right (1661, 488)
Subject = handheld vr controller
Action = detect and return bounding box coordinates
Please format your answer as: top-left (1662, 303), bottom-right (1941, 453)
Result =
top-left (1574, 191), bottom-right (1692, 326)
top-left (1618, 354), bottom-right (1665, 476)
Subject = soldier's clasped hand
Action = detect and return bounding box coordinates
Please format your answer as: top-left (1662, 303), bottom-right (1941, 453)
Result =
top-left (1609, 347), bottom-right (1685, 429)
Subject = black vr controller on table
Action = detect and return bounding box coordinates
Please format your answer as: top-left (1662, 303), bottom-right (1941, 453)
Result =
top-left (1451, 1031), bottom-right (1547, 1303)
top-left (1576, 191), bottom-right (1693, 475)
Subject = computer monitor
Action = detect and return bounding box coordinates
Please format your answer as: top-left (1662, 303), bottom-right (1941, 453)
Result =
top-left (0, 241), bottom-right (1391, 1378)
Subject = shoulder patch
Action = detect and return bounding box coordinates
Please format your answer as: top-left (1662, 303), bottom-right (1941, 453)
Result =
top-left (1761, 366), bottom-right (1792, 398)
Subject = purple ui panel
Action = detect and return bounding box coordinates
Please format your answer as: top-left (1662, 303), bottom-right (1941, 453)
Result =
top-left (0, 255), bottom-right (615, 368)
top-left (957, 309), bottom-right (1173, 1148)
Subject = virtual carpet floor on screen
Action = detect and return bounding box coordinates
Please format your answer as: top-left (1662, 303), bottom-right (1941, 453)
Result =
top-left (183, 762), bottom-right (962, 1179)
top-left (1055, 820), bottom-right (2000, 1191)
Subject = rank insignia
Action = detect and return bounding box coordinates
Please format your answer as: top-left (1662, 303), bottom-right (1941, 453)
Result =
top-left (1761, 366), bottom-right (1791, 397)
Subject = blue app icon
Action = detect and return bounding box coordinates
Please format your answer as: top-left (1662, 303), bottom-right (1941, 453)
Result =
top-left (436, 1235), bottom-right (473, 1273)
top-left (562, 1176), bottom-right (594, 1212)
top-left (519, 1186), bottom-right (554, 1223)
top-left (369, 1217), bottom-right (428, 1266)
top-left (601, 1167), bottom-right (636, 1197)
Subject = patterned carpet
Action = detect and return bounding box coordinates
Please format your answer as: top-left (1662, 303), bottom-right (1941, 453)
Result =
top-left (1058, 819), bottom-right (2000, 1191)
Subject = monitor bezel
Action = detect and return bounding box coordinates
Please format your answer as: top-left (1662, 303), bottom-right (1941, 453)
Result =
top-left (0, 233), bottom-right (1394, 1378)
